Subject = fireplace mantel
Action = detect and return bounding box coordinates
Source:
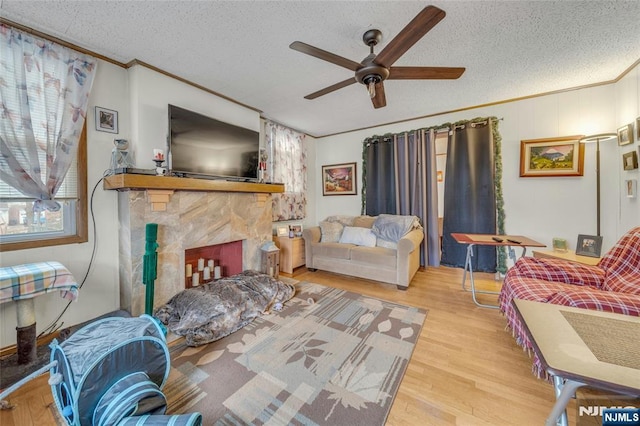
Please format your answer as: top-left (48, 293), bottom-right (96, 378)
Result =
top-left (103, 174), bottom-right (284, 193)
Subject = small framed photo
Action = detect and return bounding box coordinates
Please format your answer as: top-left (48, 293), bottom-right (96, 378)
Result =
top-left (636, 116), bottom-right (640, 140)
top-left (622, 150), bottom-right (638, 171)
top-left (617, 123), bottom-right (633, 146)
top-left (322, 162), bottom-right (357, 195)
top-left (625, 179), bottom-right (637, 199)
top-left (95, 106), bottom-right (119, 134)
top-left (519, 136), bottom-right (584, 177)
top-left (575, 234), bottom-right (603, 258)
top-left (289, 224), bottom-right (303, 237)
top-left (276, 226), bottom-right (289, 237)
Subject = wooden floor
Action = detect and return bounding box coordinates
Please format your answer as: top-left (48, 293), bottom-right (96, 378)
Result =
top-left (1, 266), bottom-right (574, 425)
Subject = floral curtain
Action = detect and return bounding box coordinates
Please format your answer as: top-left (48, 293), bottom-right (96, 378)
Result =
top-left (265, 120), bottom-right (307, 221)
top-left (0, 24), bottom-right (97, 211)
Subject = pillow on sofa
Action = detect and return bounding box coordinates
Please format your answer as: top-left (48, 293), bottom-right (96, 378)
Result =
top-left (353, 215), bottom-right (376, 229)
top-left (339, 226), bottom-right (377, 247)
top-left (372, 214), bottom-right (420, 243)
top-left (319, 221), bottom-right (344, 242)
top-left (325, 215), bottom-right (356, 227)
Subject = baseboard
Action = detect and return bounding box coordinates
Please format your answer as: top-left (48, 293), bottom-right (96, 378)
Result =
top-left (0, 331), bottom-right (59, 359)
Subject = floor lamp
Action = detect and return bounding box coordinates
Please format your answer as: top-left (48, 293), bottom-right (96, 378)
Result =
top-left (579, 133), bottom-right (617, 237)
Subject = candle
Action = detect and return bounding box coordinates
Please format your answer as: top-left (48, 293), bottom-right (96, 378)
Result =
top-left (208, 259), bottom-right (214, 270)
top-left (269, 266), bottom-right (273, 277)
top-left (153, 149), bottom-right (164, 161)
top-left (197, 258), bottom-right (205, 271)
top-left (185, 264), bottom-right (193, 278)
top-left (192, 272), bottom-right (200, 287)
top-left (214, 266), bottom-right (221, 279)
top-left (203, 266), bottom-right (211, 281)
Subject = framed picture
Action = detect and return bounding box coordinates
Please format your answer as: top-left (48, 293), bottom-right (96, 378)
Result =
top-left (276, 226), bottom-right (289, 237)
top-left (622, 150), bottom-right (638, 171)
top-left (636, 116), bottom-right (640, 140)
top-left (289, 224), bottom-right (303, 237)
top-left (519, 136), bottom-right (584, 177)
top-left (322, 162), bottom-right (357, 195)
top-left (625, 179), bottom-right (637, 199)
top-left (95, 106), bottom-right (119, 134)
top-left (575, 234), bottom-right (603, 258)
top-left (617, 123), bottom-right (633, 146)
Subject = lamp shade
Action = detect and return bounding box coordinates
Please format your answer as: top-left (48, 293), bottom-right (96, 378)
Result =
top-left (580, 133), bottom-right (617, 143)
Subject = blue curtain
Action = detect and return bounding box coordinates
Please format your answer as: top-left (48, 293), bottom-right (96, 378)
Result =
top-left (440, 121), bottom-right (497, 272)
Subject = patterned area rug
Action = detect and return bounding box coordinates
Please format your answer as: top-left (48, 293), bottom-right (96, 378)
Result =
top-left (164, 281), bottom-right (427, 425)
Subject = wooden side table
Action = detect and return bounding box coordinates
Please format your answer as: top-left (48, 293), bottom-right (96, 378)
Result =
top-left (532, 249), bottom-right (600, 266)
top-left (275, 236), bottom-right (305, 274)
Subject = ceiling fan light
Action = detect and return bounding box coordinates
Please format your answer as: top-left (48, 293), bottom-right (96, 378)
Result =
top-left (367, 80), bottom-right (376, 98)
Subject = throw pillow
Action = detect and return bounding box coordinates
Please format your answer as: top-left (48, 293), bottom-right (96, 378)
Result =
top-left (352, 215), bottom-right (376, 229)
top-left (324, 215), bottom-right (356, 227)
top-left (319, 221), bottom-right (344, 243)
top-left (339, 226), bottom-right (377, 247)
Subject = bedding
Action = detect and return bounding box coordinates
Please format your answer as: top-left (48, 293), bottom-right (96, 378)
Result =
top-left (154, 270), bottom-right (295, 346)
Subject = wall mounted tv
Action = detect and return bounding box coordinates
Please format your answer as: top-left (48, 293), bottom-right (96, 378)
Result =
top-left (168, 104), bottom-right (259, 180)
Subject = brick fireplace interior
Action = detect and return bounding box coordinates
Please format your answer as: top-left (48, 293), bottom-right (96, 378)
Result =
top-left (185, 240), bottom-right (243, 288)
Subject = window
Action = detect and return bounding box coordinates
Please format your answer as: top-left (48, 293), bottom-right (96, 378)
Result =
top-left (0, 127), bottom-right (87, 252)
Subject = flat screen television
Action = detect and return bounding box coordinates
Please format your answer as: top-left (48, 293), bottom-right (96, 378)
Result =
top-left (168, 104), bottom-right (259, 180)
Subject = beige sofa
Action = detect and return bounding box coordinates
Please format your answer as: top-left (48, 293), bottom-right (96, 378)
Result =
top-left (302, 215), bottom-right (424, 290)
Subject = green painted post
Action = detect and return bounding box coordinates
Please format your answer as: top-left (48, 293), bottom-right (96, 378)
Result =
top-left (143, 223), bottom-right (159, 316)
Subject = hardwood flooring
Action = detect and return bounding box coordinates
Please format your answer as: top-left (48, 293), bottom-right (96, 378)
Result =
top-left (1, 266), bottom-right (575, 425)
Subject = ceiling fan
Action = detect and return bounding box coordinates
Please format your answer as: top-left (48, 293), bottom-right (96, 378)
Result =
top-left (290, 5), bottom-right (465, 109)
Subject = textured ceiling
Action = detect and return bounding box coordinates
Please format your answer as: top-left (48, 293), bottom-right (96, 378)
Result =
top-left (1, 1), bottom-right (639, 137)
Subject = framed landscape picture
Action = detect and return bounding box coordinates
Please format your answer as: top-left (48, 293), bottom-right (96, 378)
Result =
top-left (519, 135), bottom-right (585, 177)
top-left (322, 162), bottom-right (357, 195)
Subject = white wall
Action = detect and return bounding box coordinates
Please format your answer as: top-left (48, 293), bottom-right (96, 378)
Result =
top-left (312, 65), bottom-right (640, 253)
top-left (1, 59), bottom-right (128, 347)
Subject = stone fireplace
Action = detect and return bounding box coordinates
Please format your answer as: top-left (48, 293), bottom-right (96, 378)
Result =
top-left (110, 176), bottom-right (281, 316)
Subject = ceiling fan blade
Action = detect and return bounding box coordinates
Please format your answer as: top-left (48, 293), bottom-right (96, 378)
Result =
top-left (375, 5), bottom-right (446, 67)
top-left (304, 78), bottom-right (357, 100)
top-left (290, 41), bottom-right (361, 71)
top-left (371, 82), bottom-right (386, 109)
top-left (389, 66), bottom-right (465, 80)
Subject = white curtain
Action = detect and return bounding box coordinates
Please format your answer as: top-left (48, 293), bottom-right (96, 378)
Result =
top-left (265, 121), bottom-right (307, 221)
top-left (0, 24), bottom-right (97, 211)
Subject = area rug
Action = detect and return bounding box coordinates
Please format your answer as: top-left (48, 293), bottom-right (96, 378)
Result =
top-left (164, 281), bottom-right (427, 425)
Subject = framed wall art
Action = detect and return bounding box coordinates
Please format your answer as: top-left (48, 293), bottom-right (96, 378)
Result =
top-left (636, 116), bottom-right (640, 140)
top-left (622, 150), bottom-right (638, 171)
top-left (322, 162), bottom-right (357, 195)
top-left (95, 106), bottom-right (119, 134)
top-left (617, 123), bottom-right (633, 146)
top-left (625, 179), bottom-right (637, 199)
top-left (519, 135), bottom-right (584, 177)
top-left (575, 234), bottom-right (603, 258)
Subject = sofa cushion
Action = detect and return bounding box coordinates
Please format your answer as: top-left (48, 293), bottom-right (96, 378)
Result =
top-left (371, 214), bottom-right (420, 243)
top-left (511, 257), bottom-right (604, 288)
top-left (602, 273), bottom-right (640, 295)
top-left (353, 215), bottom-right (376, 229)
top-left (546, 289), bottom-right (640, 316)
top-left (319, 221), bottom-right (344, 243)
top-left (324, 215), bottom-right (356, 227)
top-left (339, 226), bottom-right (377, 247)
top-left (351, 246), bottom-right (396, 268)
top-left (376, 238), bottom-right (398, 250)
top-left (312, 242), bottom-right (353, 260)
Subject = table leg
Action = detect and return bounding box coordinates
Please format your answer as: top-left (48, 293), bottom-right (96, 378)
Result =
top-left (461, 244), bottom-right (499, 309)
top-left (545, 376), bottom-right (586, 426)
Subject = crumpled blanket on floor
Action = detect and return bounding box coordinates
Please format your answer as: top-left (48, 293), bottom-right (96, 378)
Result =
top-left (154, 270), bottom-right (296, 346)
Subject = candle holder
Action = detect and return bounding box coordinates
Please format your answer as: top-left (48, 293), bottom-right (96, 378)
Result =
top-left (154, 159), bottom-right (166, 176)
